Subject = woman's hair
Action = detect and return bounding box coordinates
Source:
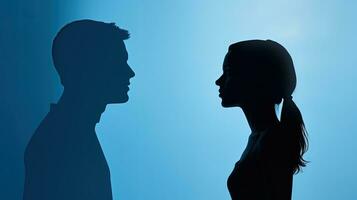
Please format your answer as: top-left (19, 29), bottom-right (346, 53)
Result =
top-left (228, 40), bottom-right (308, 174)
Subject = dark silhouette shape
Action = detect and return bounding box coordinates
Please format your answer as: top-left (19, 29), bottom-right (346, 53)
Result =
top-left (216, 40), bottom-right (308, 200)
top-left (23, 20), bottom-right (135, 200)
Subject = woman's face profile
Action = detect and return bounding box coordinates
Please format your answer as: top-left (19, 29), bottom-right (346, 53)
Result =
top-left (216, 52), bottom-right (250, 107)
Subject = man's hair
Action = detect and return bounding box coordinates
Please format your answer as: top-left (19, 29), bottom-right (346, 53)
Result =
top-left (52, 19), bottom-right (129, 85)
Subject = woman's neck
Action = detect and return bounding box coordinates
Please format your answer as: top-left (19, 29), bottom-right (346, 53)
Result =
top-left (241, 103), bottom-right (279, 133)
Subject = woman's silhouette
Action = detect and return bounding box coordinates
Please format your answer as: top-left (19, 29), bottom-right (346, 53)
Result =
top-left (216, 40), bottom-right (308, 200)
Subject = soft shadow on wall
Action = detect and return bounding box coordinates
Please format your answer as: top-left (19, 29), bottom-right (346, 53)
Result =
top-left (0, 1), bottom-right (74, 199)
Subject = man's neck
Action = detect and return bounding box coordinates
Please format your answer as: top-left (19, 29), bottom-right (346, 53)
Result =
top-left (55, 89), bottom-right (107, 126)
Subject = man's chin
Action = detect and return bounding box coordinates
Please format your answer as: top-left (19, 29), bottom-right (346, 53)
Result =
top-left (108, 94), bottom-right (129, 104)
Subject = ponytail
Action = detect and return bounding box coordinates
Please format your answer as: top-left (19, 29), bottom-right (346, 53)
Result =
top-left (280, 96), bottom-right (308, 174)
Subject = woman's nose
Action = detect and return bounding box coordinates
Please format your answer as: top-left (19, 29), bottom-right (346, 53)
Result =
top-left (216, 75), bottom-right (223, 86)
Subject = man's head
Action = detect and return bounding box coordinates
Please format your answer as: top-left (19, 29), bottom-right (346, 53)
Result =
top-left (52, 19), bottom-right (135, 104)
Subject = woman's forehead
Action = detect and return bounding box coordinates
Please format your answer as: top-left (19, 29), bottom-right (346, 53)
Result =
top-left (223, 52), bottom-right (232, 70)
top-left (223, 51), bottom-right (241, 71)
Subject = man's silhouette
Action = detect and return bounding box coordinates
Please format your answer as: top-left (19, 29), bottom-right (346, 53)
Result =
top-left (23, 20), bottom-right (135, 200)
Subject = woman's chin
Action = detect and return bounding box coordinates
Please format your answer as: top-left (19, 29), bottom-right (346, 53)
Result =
top-left (221, 101), bottom-right (235, 108)
top-left (221, 99), bottom-right (241, 108)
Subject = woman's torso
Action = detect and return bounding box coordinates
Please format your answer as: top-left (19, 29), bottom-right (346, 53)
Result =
top-left (227, 125), bottom-right (293, 200)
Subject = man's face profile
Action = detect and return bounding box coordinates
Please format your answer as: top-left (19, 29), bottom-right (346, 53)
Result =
top-left (97, 38), bottom-right (135, 104)
top-left (52, 20), bottom-right (135, 104)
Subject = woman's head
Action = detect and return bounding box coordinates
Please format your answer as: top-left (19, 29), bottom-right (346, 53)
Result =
top-left (216, 40), bottom-right (296, 107)
top-left (216, 40), bottom-right (308, 173)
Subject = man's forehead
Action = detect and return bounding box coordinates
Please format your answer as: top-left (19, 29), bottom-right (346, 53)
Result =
top-left (112, 40), bottom-right (127, 53)
top-left (120, 42), bottom-right (128, 58)
top-left (123, 49), bottom-right (128, 60)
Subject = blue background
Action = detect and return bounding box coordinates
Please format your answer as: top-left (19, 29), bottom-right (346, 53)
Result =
top-left (1, 0), bottom-right (356, 199)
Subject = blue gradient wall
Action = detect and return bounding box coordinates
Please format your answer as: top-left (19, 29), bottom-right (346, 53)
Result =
top-left (0, 1), bottom-right (69, 199)
top-left (1, 1), bottom-right (356, 199)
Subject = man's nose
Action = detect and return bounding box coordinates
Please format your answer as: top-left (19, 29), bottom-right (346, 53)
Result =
top-left (127, 64), bottom-right (135, 78)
